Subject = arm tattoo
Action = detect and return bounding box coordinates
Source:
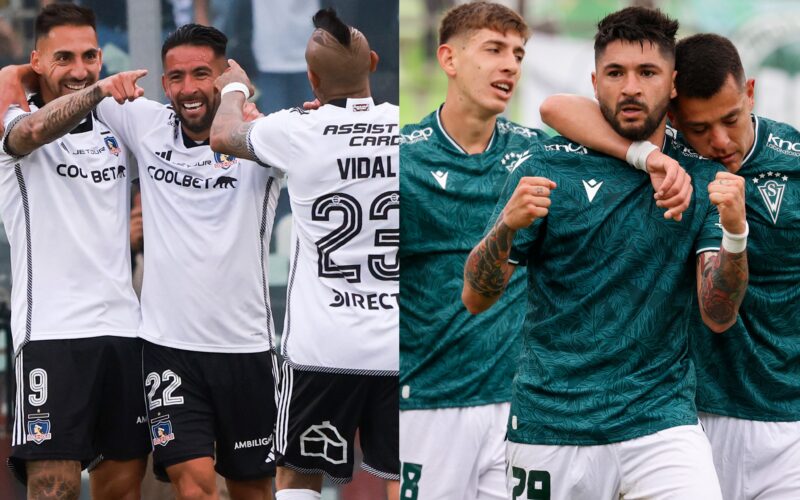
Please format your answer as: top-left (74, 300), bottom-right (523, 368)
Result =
top-left (699, 249), bottom-right (748, 328)
top-left (210, 94), bottom-right (257, 161)
top-left (464, 216), bottom-right (515, 298)
top-left (10, 84), bottom-right (104, 156)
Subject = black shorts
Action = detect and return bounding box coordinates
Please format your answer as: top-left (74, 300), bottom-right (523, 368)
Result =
top-left (9, 336), bottom-right (150, 484)
top-left (276, 364), bottom-right (399, 484)
top-left (142, 341), bottom-right (278, 481)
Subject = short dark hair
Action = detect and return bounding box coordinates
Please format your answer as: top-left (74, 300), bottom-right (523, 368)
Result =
top-left (675, 34), bottom-right (745, 99)
top-left (35, 3), bottom-right (96, 41)
top-left (594, 7), bottom-right (678, 61)
top-left (313, 8), bottom-right (351, 46)
top-left (161, 24), bottom-right (227, 62)
top-left (439, 1), bottom-right (529, 45)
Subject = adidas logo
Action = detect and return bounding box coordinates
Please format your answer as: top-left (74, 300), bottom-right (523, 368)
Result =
top-left (156, 150), bottom-right (173, 161)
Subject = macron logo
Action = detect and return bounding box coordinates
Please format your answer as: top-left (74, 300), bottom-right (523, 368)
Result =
top-left (582, 179), bottom-right (603, 202)
top-left (431, 171), bottom-right (448, 189)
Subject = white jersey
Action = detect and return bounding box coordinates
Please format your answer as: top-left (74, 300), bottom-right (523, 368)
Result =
top-left (0, 96), bottom-right (140, 353)
top-left (96, 97), bottom-right (280, 353)
top-left (248, 98), bottom-right (399, 374)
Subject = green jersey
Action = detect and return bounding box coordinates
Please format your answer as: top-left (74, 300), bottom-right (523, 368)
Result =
top-left (399, 107), bottom-right (547, 410)
top-left (497, 135), bottom-right (724, 445)
top-left (690, 116), bottom-right (800, 421)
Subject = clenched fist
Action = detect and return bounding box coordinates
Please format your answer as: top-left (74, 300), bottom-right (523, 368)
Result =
top-left (215, 59), bottom-right (255, 98)
top-left (502, 177), bottom-right (557, 230)
top-left (708, 171), bottom-right (746, 234)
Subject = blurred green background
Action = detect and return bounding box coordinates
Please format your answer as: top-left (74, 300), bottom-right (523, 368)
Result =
top-left (400, 0), bottom-right (800, 128)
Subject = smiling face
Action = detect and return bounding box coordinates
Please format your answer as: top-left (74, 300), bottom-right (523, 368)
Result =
top-left (443, 28), bottom-right (526, 116)
top-left (593, 40), bottom-right (676, 142)
top-left (670, 75), bottom-right (755, 173)
top-left (31, 24), bottom-right (102, 104)
top-left (162, 44), bottom-right (227, 141)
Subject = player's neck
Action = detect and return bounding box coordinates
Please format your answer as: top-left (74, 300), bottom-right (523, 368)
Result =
top-left (642, 118), bottom-right (669, 151)
top-left (317, 84), bottom-right (371, 105)
top-left (440, 99), bottom-right (497, 155)
top-left (182, 126), bottom-right (210, 143)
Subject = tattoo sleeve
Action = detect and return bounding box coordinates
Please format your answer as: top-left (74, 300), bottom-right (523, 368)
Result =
top-left (8, 84), bottom-right (104, 157)
top-left (697, 249), bottom-right (748, 331)
top-left (464, 215), bottom-right (516, 299)
top-left (210, 93), bottom-right (257, 162)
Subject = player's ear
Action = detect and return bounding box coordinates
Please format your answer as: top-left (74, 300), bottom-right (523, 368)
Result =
top-left (30, 50), bottom-right (41, 74)
top-left (307, 69), bottom-right (320, 92)
top-left (369, 50), bottom-right (379, 73)
top-left (670, 70), bottom-right (677, 99)
top-left (161, 73), bottom-right (168, 95)
top-left (591, 71), bottom-right (598, 100)
top-left (437, 44), bottom-right (456, 77)
top-left (745, 78), bottom-right (755, 109)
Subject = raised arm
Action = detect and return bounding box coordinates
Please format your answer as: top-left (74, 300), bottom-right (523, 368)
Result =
top-left (210, 59), bottom-right (259, 162)
top-left (462, 177), bottom-right (555, 314)
top-left (696, 172), bottom-right (748, 332)
top-left (540, 94), bottom-right (691, 220)
top-left (5, 69), bottom-right (147, 157)
top-left (0, 64), bottom-right (36, 136)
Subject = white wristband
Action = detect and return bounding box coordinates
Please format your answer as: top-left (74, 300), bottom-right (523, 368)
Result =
top-left (626, 141), bottom-right (659, 172)
top-left (220, 82), bottom-right (251, 99)
top-left (721, 221), bottom-right (749, 254)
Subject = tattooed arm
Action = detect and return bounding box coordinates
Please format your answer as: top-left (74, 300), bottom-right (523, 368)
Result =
top-left (210, 59), bottom-right (259, 161)
top-left (209, 90), bottom-right (257, 161)
top-left (696, 249), bottom-right (748, 332)
top-left (6, 69), bottom-right (147, 157)
top-left (463, 216), bottom-right (519, 313)
top-left (697, 171), bottom-right (749, 332)
top-left (462, 176), bottom-right (556, 314)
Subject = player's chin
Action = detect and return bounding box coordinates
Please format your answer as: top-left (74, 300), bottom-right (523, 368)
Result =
top-left (483, 98), bottom-right (509, 116)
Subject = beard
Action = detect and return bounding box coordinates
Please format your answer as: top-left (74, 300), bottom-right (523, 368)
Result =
top-left (173, 99), bottom-right (215, 136)
top-left (600, 95), bottom-right (669, 141)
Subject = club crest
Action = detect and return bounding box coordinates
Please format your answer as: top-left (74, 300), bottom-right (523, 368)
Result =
top-left (27, 414), bottom-right (52, 444)
top-left (150, 416), bottom-right (175, 447)
top-left (753, 171), bottom-right (788, 224)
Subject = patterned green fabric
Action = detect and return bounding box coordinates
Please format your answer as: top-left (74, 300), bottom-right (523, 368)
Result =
top-left (691, 116), bottom-right (800, 421)
top-left (497, 134), bottom-right (724, 445)
top-left (399, 106), bottom-right (547, 410)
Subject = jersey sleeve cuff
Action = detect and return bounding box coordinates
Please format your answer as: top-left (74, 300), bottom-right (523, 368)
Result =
top-left (2, 112), bottom-right (30, 159)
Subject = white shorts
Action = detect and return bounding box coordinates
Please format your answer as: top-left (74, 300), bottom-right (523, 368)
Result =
top-left (699, 412), bottom-right (800, 499)
top-left (400, 403), bottom-right (509, 500)
top-left (506, 423), bottom-right (722, 500)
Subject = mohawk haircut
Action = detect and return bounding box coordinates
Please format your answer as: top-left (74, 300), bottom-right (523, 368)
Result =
top-left (676, 34), bottom-right (745, 99)
top-left (161, 24), bottom-right (227, 62)
top-left (594, 7), bottom-right (678, 62)
top-left (35, 3), bottom-right (96, 41)
top-left (439, 1), bottom-right (529, 45)
top-left (312, 8), bottom-right (351, 46)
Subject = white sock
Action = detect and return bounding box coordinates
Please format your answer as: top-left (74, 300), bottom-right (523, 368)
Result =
top-left (275, 489), bottom-right (322, 500)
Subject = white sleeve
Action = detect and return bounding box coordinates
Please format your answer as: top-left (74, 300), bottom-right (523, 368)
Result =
top-left (0, 106), bottom-right (32, 160)
top-left (246, 109), bottom-right (295, 173)
top-left (96, 97), bottom-right (163, 150)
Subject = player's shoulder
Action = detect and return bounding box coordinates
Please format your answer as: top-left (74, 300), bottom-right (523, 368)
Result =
top-left (757, 115), bottom-right (800, 156)
top-left (400, 110), bottom-right (436, 148)
top-left (495, 116), bottom-right (548, 145)
top-left (663, 133), bottom-right (724, 179)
